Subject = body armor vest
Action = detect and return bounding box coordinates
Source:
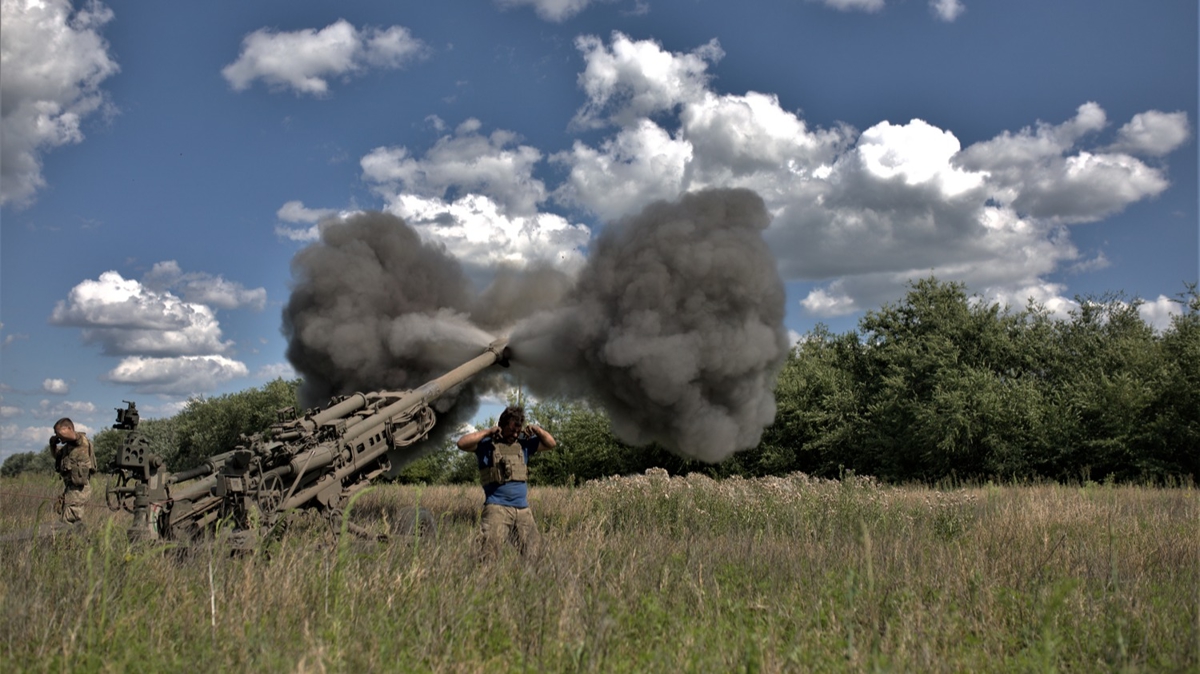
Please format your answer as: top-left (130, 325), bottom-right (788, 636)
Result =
top-left (480, 437), bottom-right (529, 486)
top-left (58, 433), bottom-right (96, 488)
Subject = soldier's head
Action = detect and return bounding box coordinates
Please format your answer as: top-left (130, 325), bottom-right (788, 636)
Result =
top-left (53, 418), bottom-right (77, 442)
top-left (498, 406), bottom-right (525, 441)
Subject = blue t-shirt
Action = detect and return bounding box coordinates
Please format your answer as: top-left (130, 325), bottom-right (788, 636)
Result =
top-left (475, 434), bottom-right (541, 508)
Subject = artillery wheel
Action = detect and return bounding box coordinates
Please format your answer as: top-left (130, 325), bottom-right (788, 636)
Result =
top-left (390, 506), bottom-right (437, 538)
top-left (255, 473), bottom-right (285, 515)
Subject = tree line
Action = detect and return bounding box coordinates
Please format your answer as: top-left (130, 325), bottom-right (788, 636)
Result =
top-left (5, 278), bottom-right (1196, 485)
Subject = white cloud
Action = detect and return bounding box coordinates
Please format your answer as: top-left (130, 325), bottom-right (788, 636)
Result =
top-left (273, 200), bottom-right (348, 242)
top-left (0, 406), bottom-right (22, 419)
top-left (1138, 295), bottom-right (1184, 332)
top-left (0, 0), bottom-right (119, 207)
top-left (547, 35), bottom-right (1188, 322)
top-left (143, 400), bottom-right (188, 418)
top-left (104, 355), bottom-right (249, 396)
top-left (1068, 252), bottom-right (1110, 275)
top-left (0, 423), bottom-right (55, 457)
top-left (254, 362), bottom-right (298, 380)
top-left (930, 0), bottom-right (964, 22)
top-left (382, 193), bottom-right (590, 274)
top-left (275, 204), bottom-right (358, 242)
top-left (494, 0), bottom-right (605, 22)
top-left (800, 283), bottom-right (857, 317)
top-left (570, 33), bottom-right (723, 129)
top-left (362, 119), bottom-right (548, 216)
top-left (856, 119), bottom-right (982, 196)
top-left (361, 121), bottom-right (590, 273)
top-left (552, 119), bottom-right (693, 221)
top-left (276, 224), bottom-right (321, 243)
top-left (1, 322), bottom-right (29, 347)
top-left (142, 261), bottom-right (267, 311)
top-left (277, 200), bottom-right (337, 224)
top-left (222, 19), bottom-right (427, 96)
top-left (817, 0), bottom-right (885, 12)
top-left (50, 270), bottom-right (234, 356)
top-left (37, 399), bottom-right (96, 417)
top-left (42, 378), bottom-right (69, 395)
top-left (980, 281), bottom-right (1078, 320)
top-left (955, 103), bottom-right (1172, 222)
top-left (1108, 110), bottom-right (1191, 157)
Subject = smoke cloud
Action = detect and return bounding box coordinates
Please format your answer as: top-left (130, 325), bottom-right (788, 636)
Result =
top-left (510, 188), bottom-right (789, 462)
top-left (282, 212), bottom-right (570, 446)
top-left (283, 188), bottom-right (787, 464)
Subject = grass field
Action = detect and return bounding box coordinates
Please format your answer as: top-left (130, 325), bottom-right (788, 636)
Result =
top-left (1, 470), bottom-right (1196, 672)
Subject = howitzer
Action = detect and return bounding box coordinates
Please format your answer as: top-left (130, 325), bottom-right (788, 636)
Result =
top-left (106, 339), bottom-right (510, 545)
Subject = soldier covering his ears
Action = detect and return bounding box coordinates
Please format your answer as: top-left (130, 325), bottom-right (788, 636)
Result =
top-left (49, 417), bottom-right (97, 524)
top-left (457, 405), bottom-right (556, 558)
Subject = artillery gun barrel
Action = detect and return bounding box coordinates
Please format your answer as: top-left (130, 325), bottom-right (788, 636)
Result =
top-left (309, 393), bottom-right (370, 428)
top-left (279, 339), bottom-right (512, 480)
top-left (169, 450), bottom-right (237, 484)
top-left (341, 338), bottom-right (509, 449)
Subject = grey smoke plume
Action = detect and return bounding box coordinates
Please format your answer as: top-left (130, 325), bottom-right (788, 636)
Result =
top-left (283, 189), bottom-right (787, 464)
top-left (283, 212), bottom-right (484, 406)
top-left (282, 211), bottom-right (571, 440)
top-left (509, 188), bottom-right (789, 463)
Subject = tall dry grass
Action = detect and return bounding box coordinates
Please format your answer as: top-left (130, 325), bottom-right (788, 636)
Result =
top-left (1, 471), bottom-right (1196, 672)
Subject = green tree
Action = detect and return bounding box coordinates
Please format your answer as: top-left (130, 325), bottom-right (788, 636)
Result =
top-left (852, 278), bottom-right (1039, 480)
top-left (1, 446), bottom-right (55, 477)
top-left (1136, 284), bottom-right (1200, 480)
top-left (392, 436), bottom-right (465, 484)
top-left (172, 378), bottom-right (300, 470)
top-left (757, 325), bottom-right (862, 477)
top-left (92, 416), bottom-right (180, 470)
top-left (1046, 293), bottom-right (1162, 480)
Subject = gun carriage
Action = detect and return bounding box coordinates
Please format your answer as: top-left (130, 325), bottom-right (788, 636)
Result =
top-left (105, 339), bottom-right (510, 545)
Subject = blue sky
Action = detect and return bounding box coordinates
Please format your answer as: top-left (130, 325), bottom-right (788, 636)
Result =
top-left (1, 0), bottom-right (1196, 462)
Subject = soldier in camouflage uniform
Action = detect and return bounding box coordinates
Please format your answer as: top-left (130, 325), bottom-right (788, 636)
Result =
top-left (49, 418), bottom-right (96, 524)
top-left (457, 406), bottom-right (556, 559)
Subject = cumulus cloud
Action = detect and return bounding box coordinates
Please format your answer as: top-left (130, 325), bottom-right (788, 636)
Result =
top-left (1108, 110), bottom-right (1191, 157)
top-left (222, 19), bottom-right (427, 96)
top-left (142, 261), bottom-right (267, 311)
top-left (0, 0), bottom-right (119, 207)
top-left (50, 270), bottom-right (235, 355)
top-left (49, 266), bottom-right (259, 396)
top-left (495, 0), bottom-right (608, 22)
top-left (275, 203), bottom-right (358, 242)
top-left (343, 32), bottom-right (1186, 329)
top-left (817, 0), bottom-right (885, 12)
top-left (570, 33), bottom-right (723, 129)
top-left (363, 119), bottom-right (548, 216)
top-left (1138, 295), bottom-right (1184, 332)
top-left (930, 0), bottom-right (964, 22)
top-left (1, 322), bottom-right (29, 347)
top-left (955, 103), bottom-right (1172, 222)
top-left (254, 362), bottom-right (298, 380)
top-left (0, 424), bottom-right (60, 457)
top-left (277, 200), bottom-right (338, 224)
top-left (361, 120), bottom-right (590, 274)
top-left (42, 378), bottom-right (69, 395)
top-left (545, 34), bottom-right (1188, 320)
top-left (104, 355), bottom-right (249, 396)
top-left (37, 399), bottom-right (96, 417)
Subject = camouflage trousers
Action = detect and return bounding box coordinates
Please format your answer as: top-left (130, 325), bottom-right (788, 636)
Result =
top-left (58, 482), bottom-right (91, 524)
top-left (478, 504), bottom-right (539, 559)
